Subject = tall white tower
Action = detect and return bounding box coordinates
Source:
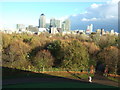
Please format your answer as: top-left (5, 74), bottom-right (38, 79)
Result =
top-left (39, 13), bottom-right (46, 28)
top-left (89, 24), bottom-right (93, 33)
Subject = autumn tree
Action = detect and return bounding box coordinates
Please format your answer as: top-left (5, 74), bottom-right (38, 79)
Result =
top-left (97, 46), bottom-right (118, 74)
top-left (32, 50), bottom-right (54, 71)
top-left (2, 33), bottom-right (12, 49)
top-left (47, 40), bottom-right (64, 67)
top-left (61, 40), bottom-right (89, 70)
top-left (2, 40), bottom-right (31, 69)
top-left (83, 42), bottom-right (100, 67)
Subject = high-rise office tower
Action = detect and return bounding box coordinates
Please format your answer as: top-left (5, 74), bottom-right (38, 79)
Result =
top-left (62, 19), bottom-right (70, 31)
top-left (50, 18), bottom-right (61, 28)
top-left (101, 28), bottom-right (105, 35)
top-left (86, 24), bottom-right (93, 34)
top-left (50, 18), bottom-right (56, 27)
top-left (62, 22), bottom-right (65, 31)
top-left (89, 24), bottom-right (93, 33)
top-left (86, 25), bottom-right (90, 34)
top-left (39, 13), bottom-right (46, 28)
top-left (55, 20), bottom-right (61, 28)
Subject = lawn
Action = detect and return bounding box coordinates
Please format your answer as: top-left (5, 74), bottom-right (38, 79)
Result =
top-left (2, 67), bottom-right (119, 88)
top-left (3, 81), bottom-right (117, 88)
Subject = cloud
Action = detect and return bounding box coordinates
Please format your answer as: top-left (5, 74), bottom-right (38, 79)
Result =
top-left (59, 16), bottom-right (69, 21)
top-left (72, 14), bottom-right (78, 17)
top-left (69, 0), bottom-right (118, 31)
top-left (81, 18), bottom-right (100, 21)
top-left (91, 3), bottom-right (102, 8)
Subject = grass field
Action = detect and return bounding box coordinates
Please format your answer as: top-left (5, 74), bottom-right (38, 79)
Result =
top-left (2, 67), bottom-right (119, 88)
top-left (3, 82), bottom-right (117, 88)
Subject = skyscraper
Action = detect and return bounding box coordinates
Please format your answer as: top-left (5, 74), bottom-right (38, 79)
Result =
top-left (50, 18), bottom-right (56, 27)
top-left (39, 13), bottom-right (46, 28)
top-left (50, 18), bottom-right (61, 28)
top-left (89, 24), bottom-right (93, 33)
top-left (86, 25), bottom-right (90, 34)
top-left (62, 19), bottom-right (70, 31)
top-left (55, 20), bottom-right (61, 28)
top-left (86, 24), bottom-right (93, 34)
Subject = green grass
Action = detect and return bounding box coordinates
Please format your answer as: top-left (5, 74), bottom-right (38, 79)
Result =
top-left (3, 82), bottom-right (117, 88)
top-left (2, 67), bottom-right (119, 88)
top-left (3, 71), bottom-right (58, 80)
top-left (107, 77), bottom-right (120, 82)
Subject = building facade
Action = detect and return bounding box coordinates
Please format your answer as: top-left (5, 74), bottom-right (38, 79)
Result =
top-left (62, 19), bottom-right (70, 31)
top-left (39, 13), bottom-right (46, 28)
top-left (16, 24), bottom-right (26, 31)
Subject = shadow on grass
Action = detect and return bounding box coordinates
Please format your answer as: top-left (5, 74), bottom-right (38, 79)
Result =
top-left (66, 69), bottom-right (82, 80)
top-left (2, 67), bottom-right (118, 88)
top-left (2, 67), bottom-right (88, 83)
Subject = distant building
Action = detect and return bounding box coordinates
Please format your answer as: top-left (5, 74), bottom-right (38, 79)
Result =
top-left (110, 29), bottom-right (115, 35)
top-left (55, 20), bottom-right (61, 28)
top-left (50, 27), bottom-right (59, 34)
top-left (62, 31), bottom-right (72, 35)
top-left (38, 28), bottom-right (47, 32)
top-left (101, 28), bottom-right (105, 35)
top-left (86, 24), bottom-right (93, 34)
top-left (27, 25), bottom-right (39, 32)
top-left (89, 24), bottom-right (93, 33)
top-left (96, 28), bottom-right (105, 35)
top-left (62, 19), bottom-right (70, 31)
top-left (39, 13), bottom-right (46, 28)
top-left (16, 24), bottom-right (26, 31)
top-left (96, 29), bottom-right (101, 34)
top-left (57, 28), bottom-right (62, 33)
top-left (50, 18), bottom-right (56, 27)
top-left (86, 25), bottom-right (90, 34)
top-left (50, 18), bottom-right (61, 28)
top-left (46, 23), bottom-right (50, 28)
top-left (62, 22), bottom-right (65, 31)
top-left (114, 32), bottom-right (118, 36)
top-left (74, 30), bottom-right (85, 34)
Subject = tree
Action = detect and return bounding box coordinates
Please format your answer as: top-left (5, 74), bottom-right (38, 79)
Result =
top-left (2, 40), bottom-right (31, 69)
top-left (2, 33), bottom-right (11, 49)
top-left (61, 40), bottom-right (89, 70)
top-left (47, 40), bottom-right (64, 67)
top-left (97, 46), bottom-right (118, 74)
top-left (83, 42), bottom-right (100, 67)
top-left (33, 50), bottom-right (54, 71)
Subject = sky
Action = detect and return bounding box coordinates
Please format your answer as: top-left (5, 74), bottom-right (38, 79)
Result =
top-left (0, 0), bottom-right (119, 32)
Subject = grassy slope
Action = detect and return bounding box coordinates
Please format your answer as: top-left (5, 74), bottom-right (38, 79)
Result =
top-left (3, 82), bottom-right (116, 88)
top-left (2, 67), bottom-right (118, 88)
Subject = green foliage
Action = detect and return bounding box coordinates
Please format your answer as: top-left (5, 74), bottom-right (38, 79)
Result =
top-left (47, 40), bottom-right (64, 67)
top-left (2, 33), bottom-right (119, 75)
top-left (2, 34), bottom-right (12, 49)
top-left (97, 46), bottom-right (119, 74)
top-left (83, 42), bottom-right (100, 67)
top-left (2, 39), bottom-right (31, 69)
top-left (61, 40), bottom-right (89, 70)
top-left (91, 34), bottom-right (118, 49)
top-left (33, 50), bottom-right (54, 70)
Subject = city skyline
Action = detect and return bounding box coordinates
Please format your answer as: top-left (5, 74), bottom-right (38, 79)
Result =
top-left (0, 0), bottom-right (119, 32)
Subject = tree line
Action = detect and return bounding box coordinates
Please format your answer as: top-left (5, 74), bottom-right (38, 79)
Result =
top-left (1, 32), bottom-right (120, 75)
